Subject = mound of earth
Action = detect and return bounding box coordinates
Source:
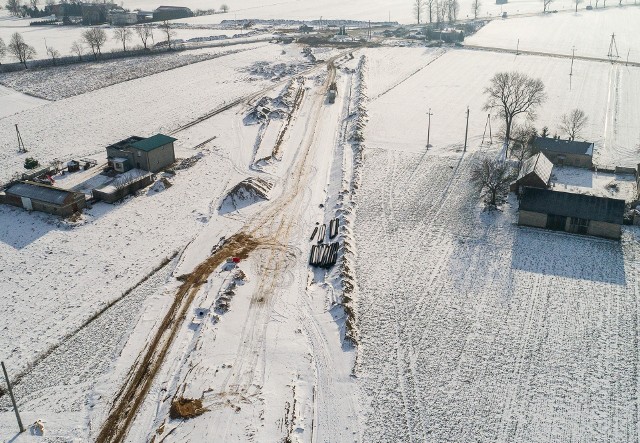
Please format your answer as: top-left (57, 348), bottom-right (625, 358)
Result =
top-left (219, 177), bottom-right (273, 213)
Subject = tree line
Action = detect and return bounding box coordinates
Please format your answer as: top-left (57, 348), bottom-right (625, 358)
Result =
top-left (0, 21), bottom-right (179, 68)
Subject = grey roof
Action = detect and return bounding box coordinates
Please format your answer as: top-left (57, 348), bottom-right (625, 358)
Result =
top-left (534, 137), bottom-right (594, 156)
top-left (6, 182), bottom-right (76, 206)
top-left (517, 152), bottom-right (553, 183)
top-left (520, 187), bottom-right (625, 224)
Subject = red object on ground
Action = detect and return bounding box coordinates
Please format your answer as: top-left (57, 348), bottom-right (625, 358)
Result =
top-left (232, 257), bottom-right (241, 263)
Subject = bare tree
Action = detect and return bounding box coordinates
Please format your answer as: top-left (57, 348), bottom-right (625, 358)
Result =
top-left (436, 0), bottom-right (447, 23)
top-left (470, 158), bottom-right (514, 207)
top-left (82, 27), bottom-right (107, 60)
top-left (220, 3), bottom-right (229, 12)
top-left (29, 0), bottom-right (37, 8)
top-left (159, 20), bottom-right (176, 49)
top-left (5, 0), bottom-right (21, 15)
top-left (427, 0), bottom-right (436, 22)
top-left (135, 23), bottom-right (153, 49)
top-left (560, 108), bottom-right (588, 140)
top-left (483, 71), bottom-right (546, 154)
top-left (112, 26), bottom-right (132, 51)
top-left (472, 0), bottom-right (481, 18)
top-left (574, 0), bottom-right (583, 10)
top-left (70, 40), bottom-right (84, 61)
top-left (0, 37), bottom-right (6, 65)
top-left (510, 123), bottom-right (537, 174)
top-left (45, 43), bottom-right (60, 65)
top-left (446, 0), bottom-right (459, 22)
top-left (543, 0), bottom-right (554, 11)
top-left (7, 32), bottom-right (36, 68)
top-left (413, 0), bottom-right (425, 23)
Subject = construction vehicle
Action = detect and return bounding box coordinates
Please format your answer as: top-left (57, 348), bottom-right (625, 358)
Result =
top-left (328, 82), bottom-right (338, 103)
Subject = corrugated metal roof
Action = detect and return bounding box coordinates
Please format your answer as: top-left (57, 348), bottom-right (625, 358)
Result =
top-left (520, 187), bottom-right (625, 224)
top-left (6, 182), bottom-right (76, 205)
top-left (517, 152), bottom-right (553, 184)
top-left (130, 134), bottom-right (177, 152)
top-left (534, 137), bottom-right (594, 156)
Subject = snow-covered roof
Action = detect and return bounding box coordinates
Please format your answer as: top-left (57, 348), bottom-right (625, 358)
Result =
top-left (520, 187), bottom-right (625, 224)
top-left (6, 182), bottom-right (78, 205)
top-left (517, 152), bottom-right (553, 184)
top-left (534, 137), bottom-right (594, 156)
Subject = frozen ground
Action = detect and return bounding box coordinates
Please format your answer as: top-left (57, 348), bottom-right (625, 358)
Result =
top-left (353, 147), bottom-right (639, 442)
top-left (467, 7), bottom-right (640, 63)
top-left (364, 47), bottom-right (640, 166)
top-left (0, 45), bottom-right (262, 100)
top-left (0, 85), bottom-right (47, 118)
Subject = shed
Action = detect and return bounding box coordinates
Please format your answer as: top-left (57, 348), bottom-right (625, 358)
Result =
top-left (1, 181), bottom-right (86, 216)
top-left (511, 152), bottom-right (553, 191)
top-left (518, 187), bottom-right (625, 239)
top-left (533, 137), bottom-right (594, 168)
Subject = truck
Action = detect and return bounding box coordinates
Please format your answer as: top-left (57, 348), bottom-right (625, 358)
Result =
top-left (328, 82), bottom-right (338, 104)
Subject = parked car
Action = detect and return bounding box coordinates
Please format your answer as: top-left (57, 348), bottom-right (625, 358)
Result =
top-left (586, 5), bottom-right (593, 9)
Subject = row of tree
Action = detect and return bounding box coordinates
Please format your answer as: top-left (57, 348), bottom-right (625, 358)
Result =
top-left (413, 0), bottom-right (470, 24)
top-left (0, 22), bottom-right (178, 67)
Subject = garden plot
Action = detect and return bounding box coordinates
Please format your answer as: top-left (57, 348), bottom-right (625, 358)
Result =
top-left (354, 147), bottom-right (639, 443)
top-left (364, 48), bottom-right (640, 167)
top-left (466, 7), bottom-right (640, 63)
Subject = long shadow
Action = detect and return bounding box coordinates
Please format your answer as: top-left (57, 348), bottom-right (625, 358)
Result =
top-left (511, 226), bottom-right (626, 285)
top-left (0, 205), bottom-right (59, 249)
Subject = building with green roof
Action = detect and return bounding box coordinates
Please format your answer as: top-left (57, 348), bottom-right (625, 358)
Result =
top-left (106, 134), bottom-right (177, 173)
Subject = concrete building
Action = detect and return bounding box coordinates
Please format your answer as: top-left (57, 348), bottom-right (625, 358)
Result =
top-left (518, 187), bottom-right (625, 240)
top-left (511, 152), bottom-right (553, 192)
top-left (0, 181), bottom-right (86, 216)
top-left (152, 6), bottom-right (193, 21)
top-left (533, 137), bottom-right (594, 168)
top-left (106, 134), bottom-right (177, 173)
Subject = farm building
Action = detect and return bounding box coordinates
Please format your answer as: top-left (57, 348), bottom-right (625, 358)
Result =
top-left (533, 136), bottom-right (594, 168)
top-left (0, 181), bottom-right (86, 216)
top-left (108, 11), bottom-right (138, 25)
top-left (152, 6), bottom-right (193, 21)
top-left (106, 134), bottom-right (177, 173)
top-left (511, 152), bottom-right (553, 192)
top-left (518, 187), bottom-right (625, 240)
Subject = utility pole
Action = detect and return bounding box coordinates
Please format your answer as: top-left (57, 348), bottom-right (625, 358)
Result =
top-left (569, 45), bottom-right (575, 89)
top-left (626, 49), bottom-right (630, 66)
top-left (482, 113), bottom-right (492, 145)
top-left (15, 124), bottom-right (27, 153)
top-left (427, 108), bottom-right (433, 148)
top-left (607, 32), bottom-right (619, 62)
top-left (516, 38), bottom-right (520, 55)
top-left (464, 106), bottom-right (470, 152)
top-left (2, 362), bottom-right (25, 434)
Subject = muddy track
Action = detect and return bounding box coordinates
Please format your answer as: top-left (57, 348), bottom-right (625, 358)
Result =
top-left (96, 51), bottom-right (349, 442)
top-left (96, 233), bottom-right (260, 443)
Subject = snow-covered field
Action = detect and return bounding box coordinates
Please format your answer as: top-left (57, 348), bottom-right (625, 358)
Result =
top-left (467, 7), bottom-right (640, 63)
top-left (365, 47), bottom-right (640, 167)
top-left (0, 85), bottom-right (46, 118)
top-left (1, 3), bottom-right (639, 442)
top-left (353, 147), bottom-right (639, 442)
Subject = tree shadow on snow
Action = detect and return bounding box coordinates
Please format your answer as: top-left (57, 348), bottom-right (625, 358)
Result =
top-left (510, 227), bottom-right (626, 286)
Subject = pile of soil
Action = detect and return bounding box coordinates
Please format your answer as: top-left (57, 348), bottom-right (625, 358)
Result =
top-left (169, 398), bottom-right (207, 420)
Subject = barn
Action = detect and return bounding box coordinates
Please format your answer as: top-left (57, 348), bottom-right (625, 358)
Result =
top-left (106, 134), bottom-right (177, 173)
top-left (511, 152), bottom-right (553, 192)
top-left (533, 136), bottom-right (594, 168)
top-left (0, 181), bottom-right (86, 216)
top-left (518, 187), bottom-right (625, 240)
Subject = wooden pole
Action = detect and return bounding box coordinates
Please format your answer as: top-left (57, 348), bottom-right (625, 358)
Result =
top-left (2, 361), bottom-right (25, 433)
top-left (427, 108), bottom-right (433, 148)
top-left (464, 107), bottom-right (470, 152)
